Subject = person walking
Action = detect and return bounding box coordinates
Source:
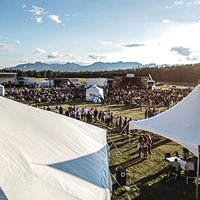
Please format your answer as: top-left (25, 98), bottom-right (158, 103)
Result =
top-left (123, 117), bottom-right (128, 134)
top-left (147, 134), bottom-right (152, 158)
top-left (119, 116), bottom-right (122, 132)
top-left (94, 108), bottom-right (98, 122)
top-left (143, 136), bottom-right (148, 160)
top-left (110, 112), bottom-right (114, 126)
top-left (115, 116), bottom-right (120, 132)
top-left (59, 105), bottom-right (63, 114)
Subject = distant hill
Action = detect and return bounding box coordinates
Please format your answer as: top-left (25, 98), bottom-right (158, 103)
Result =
top-left (4, 61), bottom-right (158, 72)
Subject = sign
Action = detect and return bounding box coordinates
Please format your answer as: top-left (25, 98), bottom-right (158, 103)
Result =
top-left (126, 74), bottom-right (135, 78)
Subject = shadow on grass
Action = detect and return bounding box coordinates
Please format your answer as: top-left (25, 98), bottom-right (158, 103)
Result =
top-left (112, 167), bottom-right (199, 200)
top-left (133, 171), bottom-right (199, 200)
top-left (151, 139), bottom-right (171, 150)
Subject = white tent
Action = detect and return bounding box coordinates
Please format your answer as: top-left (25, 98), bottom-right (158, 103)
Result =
top-left (86, 85), bottom-right (104, 101)
top-left (129, 85), bottom-right (200, 199)
top-left (0, 84), bottom-right (5, 96)
top-left (38, 79), bottom-right (49, 88)
top-left (0, 97), bottom-right (112, 200)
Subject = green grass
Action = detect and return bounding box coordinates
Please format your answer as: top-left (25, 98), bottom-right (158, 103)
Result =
top-left (35, 99), bottom-right (199, 200)
top-left (35, 78), bottom-right (45, 82)
top-left (35, 78), bottom-right (87, 84)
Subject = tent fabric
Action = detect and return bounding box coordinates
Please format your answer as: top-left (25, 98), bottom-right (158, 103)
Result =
top-left (0, 97), bottom-right (112, 200)
top-left (0, 85), bottom-right (5, 96)
top-left (129, 85), bottom-right (200, 157)
top-left (86, 85), bottom-right (104, 101)
top-left (38, 79), bottom-right (49, 88)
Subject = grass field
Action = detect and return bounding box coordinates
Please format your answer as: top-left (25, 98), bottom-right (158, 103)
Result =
top-left (35, 78), bottom-right (87, 84)
top-left (35, 99), bottom-right (199, 200)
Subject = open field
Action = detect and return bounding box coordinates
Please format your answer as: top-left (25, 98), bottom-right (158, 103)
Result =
top-left (35, 78), bottom-right (87, 84)
top-left (35, 99), bottom-right (199, 200)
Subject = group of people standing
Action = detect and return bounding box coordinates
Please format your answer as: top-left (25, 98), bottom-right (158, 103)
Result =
top-left (137, 134), bottom-right (152, 159)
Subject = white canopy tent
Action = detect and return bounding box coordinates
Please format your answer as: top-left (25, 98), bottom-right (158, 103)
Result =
top-left (0, 97), bottom-right (112, 200)
top-left (129, 85), bottom-right (200, 199)
top-left (86, 85), bottom-right (104, 101)
top-left (38, 79), bottom-right (49, 88)
top-left (0, 84), bottom-right (5, 96)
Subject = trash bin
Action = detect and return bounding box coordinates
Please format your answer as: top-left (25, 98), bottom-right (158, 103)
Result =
top-left (115, 167), bottom-right (127, 187)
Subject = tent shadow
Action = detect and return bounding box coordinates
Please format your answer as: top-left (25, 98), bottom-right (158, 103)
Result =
top-left (46, 147), bottom-right (110, 189)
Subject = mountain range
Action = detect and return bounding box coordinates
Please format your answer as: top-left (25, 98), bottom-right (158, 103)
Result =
top-left (4, 61), bottom-right (161, 72)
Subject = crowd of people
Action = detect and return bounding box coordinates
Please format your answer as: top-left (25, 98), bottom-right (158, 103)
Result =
top-left (44, 104), bottom-right (134, 134)
top-left (6, 85), bottom-right (86, 105)
top-left (6, 84), bottom-right (192, 111)
top-left (103, 87), bottom-right (192, 108)
top-left (170, 157), bottom-right (195, 179)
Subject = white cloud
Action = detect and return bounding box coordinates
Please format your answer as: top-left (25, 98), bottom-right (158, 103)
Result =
top-left (162, 19), bottom-right (173, 23)
top-left (194, 1), bottom-right (200, 4)
top-left (103, 23), bottom-right (200, 65)
top-left (174, 1), bottom-right (184, 6)
top-left (35, 16), bottom-right (43, 23)
top-left (166, 1), bottom-right (200, 8)
top-left (170, 46), bottom-right (192, 56)
top-left (0, 43), bottom-right (14, 51)
top-left (47, 51), bottom-right (80, 59)
top-left (186, 55), bottom-right (199, 61)
top-left (65, 13), bottom-right (70, 17)
top-left (13, 39), bottom-right (21, 44)
top-left (67, 54), bottom-right (81, 60)
top-left (48, 15), bottom-right (62, 24)
top-left (101, 41), bottom-right (112, 45)
top-left (121, 43), bottom-right (145, 47)
top-left (22, 3), bottom-right (27, 8)
top-left (88, 55), bottom-right (107, 60)
top-left (166, 1), bottom-right (184, 8)
top-left (48, 51), bottom-right (62, 58)
top-left (29, 6), bottom-right (44, 15)
top-left (34, 48), bottom-right (46, 55)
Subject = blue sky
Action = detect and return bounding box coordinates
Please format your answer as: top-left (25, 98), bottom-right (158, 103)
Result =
top-left (0, 0), bottom-right (200, 68)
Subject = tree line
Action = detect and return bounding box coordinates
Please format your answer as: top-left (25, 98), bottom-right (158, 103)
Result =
top-left (1, 63), bottom-right (200, 84)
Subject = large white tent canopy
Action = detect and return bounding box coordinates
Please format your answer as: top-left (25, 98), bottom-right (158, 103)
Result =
top-left (0, 97), bottom-right (112, 200)
top-left (129, 85), bottom-right (200, 200)
top-left (86, 85), bottom-right (104, 101)
top-left (129, 85), bottom-right (200, 157)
